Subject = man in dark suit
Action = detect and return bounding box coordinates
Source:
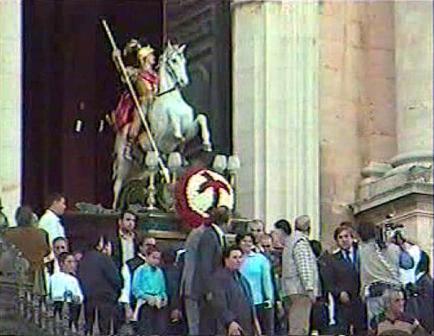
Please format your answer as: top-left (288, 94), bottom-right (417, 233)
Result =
top-left (325, 225), bottom-right (367, 335)
top-left (112, 210), bottom-right (137, 271)
top-left (78, 236), bottom-right (122, 336)
top-left (162, 247), bottom-right (186, 335)
top-left (211, 245), bottom-right (260, 336)
top-left (181, 205), bottom-right (230, 335)
top-left (180, 224), bottom-right (206, 335)
top-left (126, 234), bottom-right (156, 274)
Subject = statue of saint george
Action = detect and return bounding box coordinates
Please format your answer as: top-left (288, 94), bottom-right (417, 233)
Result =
top-left (107, 35), bottom-right (212, 209)
top-left (110, 39), bottom-right (159, 146)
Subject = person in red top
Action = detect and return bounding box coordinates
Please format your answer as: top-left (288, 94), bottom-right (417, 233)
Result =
top-left (111, 39), bottom-right (159, 144)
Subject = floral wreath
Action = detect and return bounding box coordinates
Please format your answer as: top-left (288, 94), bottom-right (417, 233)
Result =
top-left (175, 167), bottom-right (234, 228)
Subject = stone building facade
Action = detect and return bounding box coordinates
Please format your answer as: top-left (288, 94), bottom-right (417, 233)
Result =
top-left (232, 0), bottom-right (433, 256)
top-left (0, 0), bottom-right (432, 253)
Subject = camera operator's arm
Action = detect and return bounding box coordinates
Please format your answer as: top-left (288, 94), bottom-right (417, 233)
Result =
top-left (387, 243), bottom-right (414, 270)
top-left (398, 248), bottom-right (414, 270)
top-left (392, 232), bottom-right (415, 270)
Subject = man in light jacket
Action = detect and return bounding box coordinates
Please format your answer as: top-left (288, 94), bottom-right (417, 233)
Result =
top-left (281, 215), bottom-right (320, 336)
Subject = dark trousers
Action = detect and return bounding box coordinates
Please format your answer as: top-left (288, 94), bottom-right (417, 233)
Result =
top-left (256, 304), bottom-right (275, 336)
top-left (53, 301), bottom-right (81, 330)
top-left (199, 298), bottom-right (217, 335)
top-left (137, 304), bottom-right (167, 336)
top-left (333, 298), bottom-right (367, 336)
top-left (113, 303), bottom-right (127, 334)
top-left (310, 298), bottom-right (330, 333)
top-left (165, 306), bottom-right (187, 336)
top-left (84, 297), bottom-right (117, 336)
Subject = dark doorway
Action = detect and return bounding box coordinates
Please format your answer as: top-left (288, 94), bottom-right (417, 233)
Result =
top-left (23, 0), bottom-right (163, 213)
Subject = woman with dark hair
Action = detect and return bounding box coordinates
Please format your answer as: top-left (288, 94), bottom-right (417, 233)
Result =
top-left (274, 219), bottom-right (292, 237)
top-left (270, 220), bottom-right (293, 335)
top-left (15, 205), bottom-right (38, 227)
top-left (237, 232), bottom-right (275, 336)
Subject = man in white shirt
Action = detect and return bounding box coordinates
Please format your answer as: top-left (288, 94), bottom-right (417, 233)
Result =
top-left (39, 193), bottom-right (67, 246)
top-left (48, 252), bottom-right (83, 330)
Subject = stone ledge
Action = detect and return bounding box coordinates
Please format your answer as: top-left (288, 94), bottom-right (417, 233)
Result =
top-left (353, 181), bottom-right (433, 214)
top-left (357, 163), bottom-right (433, 203)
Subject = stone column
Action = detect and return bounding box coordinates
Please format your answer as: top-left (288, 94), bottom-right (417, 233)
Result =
top-left (0, 0), bottom-right (22, 225)
top-left (232, 0), bottom-right (320, 237)
top-left (355, 1), bottom-right (433, 265)
top-left (391, 0), bottom-right (433, 171)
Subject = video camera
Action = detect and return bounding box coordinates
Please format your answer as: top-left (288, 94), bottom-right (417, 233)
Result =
top-left (375, 214), bottom-right (404, 249)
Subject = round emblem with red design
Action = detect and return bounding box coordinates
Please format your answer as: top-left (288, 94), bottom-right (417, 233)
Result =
top-left (175, 167), bottom-right (234, 228)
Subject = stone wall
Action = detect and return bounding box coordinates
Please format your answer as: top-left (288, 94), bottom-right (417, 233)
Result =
top-left (319, 1), bottom-right (397, 247)
top-left (0, 0), bottom-right (22, 226)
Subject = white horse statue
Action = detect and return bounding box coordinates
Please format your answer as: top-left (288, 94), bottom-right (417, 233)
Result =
top-left (112, 41), bottom-right (212, 208)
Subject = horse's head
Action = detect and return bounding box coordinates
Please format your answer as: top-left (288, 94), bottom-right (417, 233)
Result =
top-left (161, 41), bottom-right (189, 88)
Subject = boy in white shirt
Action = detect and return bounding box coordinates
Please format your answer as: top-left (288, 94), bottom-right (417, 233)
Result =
top-left (48, 252), bottom-right (83, 330)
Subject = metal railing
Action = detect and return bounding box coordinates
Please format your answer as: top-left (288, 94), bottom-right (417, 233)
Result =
top-left (0, 236), bottom-right (84, 336)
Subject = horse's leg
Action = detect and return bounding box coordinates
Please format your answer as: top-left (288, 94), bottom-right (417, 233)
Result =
top-left (169, 114), bottom-right (185, 142)
top-left (194, 114), bottom-right (212, 152)
top-left (183, 113), bottom-right (212, 151)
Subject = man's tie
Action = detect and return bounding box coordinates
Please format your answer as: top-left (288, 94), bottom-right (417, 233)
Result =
top-left (344, 250), bottom-right (353, 266)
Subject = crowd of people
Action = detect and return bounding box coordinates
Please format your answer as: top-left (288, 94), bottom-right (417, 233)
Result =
top-left (2, 192), bottom-right (433, 336)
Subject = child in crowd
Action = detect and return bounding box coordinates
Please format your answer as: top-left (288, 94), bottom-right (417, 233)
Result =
top-left (132, 245), bottom-right (168, 335)
top-left (48, 251), bottom-right (83, 330)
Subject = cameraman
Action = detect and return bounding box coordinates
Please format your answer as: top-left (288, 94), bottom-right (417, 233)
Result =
top-left (357, 221), bottom-right (414, 332)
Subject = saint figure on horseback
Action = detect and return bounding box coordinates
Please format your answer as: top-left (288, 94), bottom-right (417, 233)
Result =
top-left (109, 39), bottom-right (159, 156)
top-left (106, 34), bottom-right (212, 209)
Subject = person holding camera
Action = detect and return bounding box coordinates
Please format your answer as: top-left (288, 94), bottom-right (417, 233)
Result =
top-left (357, 221), bottom-right (414, 332)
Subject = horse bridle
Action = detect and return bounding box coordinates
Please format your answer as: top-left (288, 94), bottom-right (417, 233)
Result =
top-left (156, 52), bottom-right (181, 97)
